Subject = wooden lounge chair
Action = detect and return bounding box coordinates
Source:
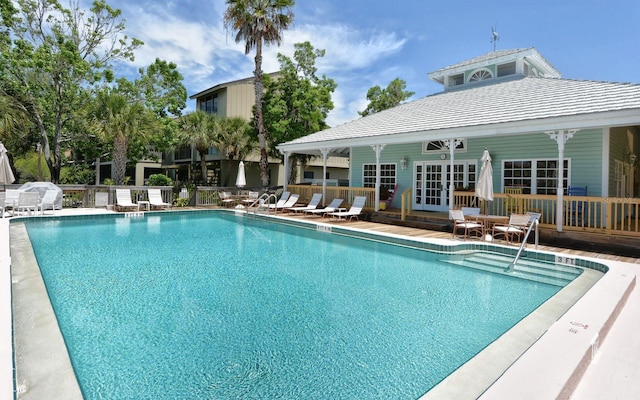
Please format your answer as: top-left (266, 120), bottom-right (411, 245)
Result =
top-left (148, 189), bottom-right (172, 209)
top-left (304, 198), bottom-right (344, 217)
top-left (328, 196), bottom-right (367, 221)
top-left (115, 189), bottom-right (140, 211)
top-left (286, 193), bottom-right (322, 213)
top-left (449, 209), bottom-right (484, 240)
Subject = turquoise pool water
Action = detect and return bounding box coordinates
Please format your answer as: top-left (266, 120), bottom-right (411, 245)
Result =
top-left (25, 211), bottom-right (562, 399)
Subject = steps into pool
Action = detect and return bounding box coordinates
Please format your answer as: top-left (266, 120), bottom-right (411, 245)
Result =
top-left (440, 252), bottom-right (582, 287)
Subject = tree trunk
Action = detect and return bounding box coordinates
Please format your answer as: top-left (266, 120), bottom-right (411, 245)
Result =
top-left (199, 149), bottom-right (208, 184)
top-left (113, 135), bottom-right (128, 185)
top-left (254, 39), bottom-right (269, 187)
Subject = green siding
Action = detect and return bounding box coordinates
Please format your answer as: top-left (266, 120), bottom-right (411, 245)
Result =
top-left (351, 129), bottom-right (605, 196)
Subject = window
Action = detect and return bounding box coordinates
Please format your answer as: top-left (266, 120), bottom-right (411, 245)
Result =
top-left (468, 68), bottom-right (493, 83)
top-left (497, 62), bottom-right (516, 77)
top-left (303, 171), bottom-right (314, 180)
top-left (363, 163), bottom-right (396, 190)
top-left (422, 139), bottom-right (467, 154)
top-left (503, 159), bottom-right (569, 194)
top-left (199, 95), bottom-right (218, 114)
top-left (449, 74), bottom-right (464, 87)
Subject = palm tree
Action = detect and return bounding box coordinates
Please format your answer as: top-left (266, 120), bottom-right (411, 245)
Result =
top-left (224, 0), bottom-right (294, 187)
top-left (88, 89), bottom-right (158, 185)
top-left (213, 117), bottom-right (255, 185)
top-left (177, 111), bottom-right (218, 184)
top-left (0, 93), bottom-right (30, 140)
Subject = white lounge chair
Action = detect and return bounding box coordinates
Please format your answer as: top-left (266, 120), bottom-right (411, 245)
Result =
top-left (268, 193), bottom-right (299, 213)
top-left (115, 189), bottom-right (140, 211)
top-left (286, 193), bottom-right (322, 213)
top-left (39, 190), bottom-right (59, 215)
top-left (265, 191), bottom-right (291, 210)
top-left (304, 198), bottom-right (344, 217)
top-left (148, 189), bottom-right (172, 209)
top-left (449, 209), bottom-right (484, 240)
top-left (2, 189), bottom-right (20, 218)
top-left (328, 196), bottom-right (367, 221)
top-left (16, 191), bottom-right (40, 216)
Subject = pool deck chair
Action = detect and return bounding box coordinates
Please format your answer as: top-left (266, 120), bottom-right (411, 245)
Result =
top-left (39, 189), bottom-right (59, 215)
top-left (328, 196), bottom-right (367, 221)
top-left (286, 193), bottom-right (322, 213)
top-left (492, 213), bottom-right (531, 244)
top-left (304, 198), bottom-right (344, 217)
top-left (449, 209), bottom-right (484, 240)
top-left (115, 189), bottom-right (140, 212)
top-left (148, 189), bottom-right (172, 209)
top-left (218, 191), bottom-right (237, 207)
top-left (269, 193), bottom-right (299, 213)
top-left (16, 191), bottom-right (40, 216)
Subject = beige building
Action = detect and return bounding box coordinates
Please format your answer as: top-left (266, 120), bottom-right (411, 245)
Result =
top-left (164, 74), bottom-right (348, 187)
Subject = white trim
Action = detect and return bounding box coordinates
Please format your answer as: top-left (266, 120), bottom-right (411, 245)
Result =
top-left (277, 109), bottom-right (640, 154)
top-left (602, 127), bottom-right (610, 197)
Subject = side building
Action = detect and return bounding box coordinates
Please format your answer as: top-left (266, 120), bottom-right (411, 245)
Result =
top-left (163, 75), bottom-right (348, 188)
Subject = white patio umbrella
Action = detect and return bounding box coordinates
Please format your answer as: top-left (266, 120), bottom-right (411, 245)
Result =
top-left (0, 142), bottom-right (16, 185)
top-left (475, 148), bottom-right (493, 212)
top-left (235, 160), bottom-right (246, 188)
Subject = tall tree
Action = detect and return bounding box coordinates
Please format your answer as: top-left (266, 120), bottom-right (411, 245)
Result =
top-left (213, 116), bottom-right (254, 185)
top-left (87, 88), bottom-right (158, 185)
top-left (0, 0), bottom-right (142, 182)
top-left (177, 111), bottom-right (218, 184)
top-left (262, 41), bottom-right (336, 183)
top-left (224, 0), bottom-right (294, 187)
top-left (358, 78), bottom-right (415, 117)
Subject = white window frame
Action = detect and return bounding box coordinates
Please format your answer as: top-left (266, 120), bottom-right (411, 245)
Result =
top-left (502, 158), bottom-right (571, 194)
top-left (363, 163), bottom-right (397, 190)
top-left (422, 139), bottom-right (468, 155)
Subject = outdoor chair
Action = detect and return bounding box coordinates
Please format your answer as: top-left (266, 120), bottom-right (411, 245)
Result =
top-left (115, 189), bottom-right (140, 211)
top-left (148, 189), bottom-right (172, 209)
top-left (304, 198), bottom-right (344, 217)
top-left (95, 192), bottom-right (109, 208)
top-left (492, 213), bottom-right (531, 244)
top-left (242, 191), bottom-right (260, 206)
top-left (39, 189), bottom-right (59, 215)
top-left (449, 209), bottom-right (484, 240)
top-left (16, 191), bottom-right (39, 216)
top-left (286, 193), bottom-right (322, 213)
top-left (218, 191), bottom-right (237, 207)
top-left (268, 193), bottom-right (299, 213)
top-left (328, 196), bottom-right (367, 221)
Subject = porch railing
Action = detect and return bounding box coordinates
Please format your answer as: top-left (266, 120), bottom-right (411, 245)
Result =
top-left (454, 191), bottom-right (640, 237)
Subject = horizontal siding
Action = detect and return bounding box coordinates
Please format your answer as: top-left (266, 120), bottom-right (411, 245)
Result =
top-left (351, 129), bottom-right (605, 195)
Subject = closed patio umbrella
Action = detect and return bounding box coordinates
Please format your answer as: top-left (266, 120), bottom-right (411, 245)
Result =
top-left (235, 160), bottom-right (246, 188)
top-left (475, 148), bottom-right (493, 212)
top-left (0, 142), bottom-right (16, 185)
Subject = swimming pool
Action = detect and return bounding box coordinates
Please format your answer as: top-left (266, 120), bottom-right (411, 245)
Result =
top-left (22, 211), bottom-right (574, 399)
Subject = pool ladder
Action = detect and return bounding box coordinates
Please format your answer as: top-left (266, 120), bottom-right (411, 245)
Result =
top-left (506, 212), bottom-right (541, 272)
top-left (248, 193), bottom-right (278, 216)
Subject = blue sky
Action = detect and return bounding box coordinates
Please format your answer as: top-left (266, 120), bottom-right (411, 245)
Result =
top-left (103, 0), bottom-right (639, 127)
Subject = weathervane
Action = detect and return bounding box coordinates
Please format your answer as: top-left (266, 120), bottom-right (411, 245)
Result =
top-left (490, 24), bottom-right (499, 51)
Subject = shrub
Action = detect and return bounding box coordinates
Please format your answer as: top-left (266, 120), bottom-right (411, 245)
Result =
top-left (148, 174), bottom-right (173, 186)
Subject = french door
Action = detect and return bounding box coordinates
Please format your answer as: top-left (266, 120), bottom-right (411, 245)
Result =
top-left (413, 161), bottom-right (474, 211)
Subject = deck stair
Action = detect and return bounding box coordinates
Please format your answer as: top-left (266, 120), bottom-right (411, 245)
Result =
top-left (440, 251), bottom-right (582, 287)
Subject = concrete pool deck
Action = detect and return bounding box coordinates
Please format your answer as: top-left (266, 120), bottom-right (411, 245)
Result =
top-left (1, 208), bottom-right (639, 399)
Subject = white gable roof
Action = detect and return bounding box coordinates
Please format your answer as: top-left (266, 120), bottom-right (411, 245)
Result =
top-left (277, 77), bottom-right (640, 155)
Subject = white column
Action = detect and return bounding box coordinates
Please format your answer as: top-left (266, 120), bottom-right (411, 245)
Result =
top-left (547, 130), bottom-right (577, 232)
top-left (444, 139), bottom-right (461, 210)
top-left (282, 151), bottom-right (290, 192)
top-left (371, 144), bottom-right (386, 211)
top-left (320, 148), bottom-right (330, 206)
